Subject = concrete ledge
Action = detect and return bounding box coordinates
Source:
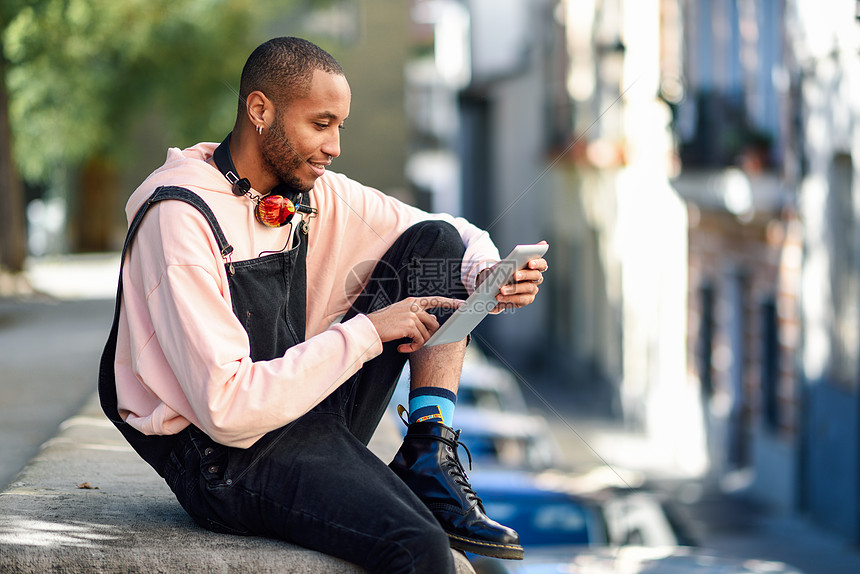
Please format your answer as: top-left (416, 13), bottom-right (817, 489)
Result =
top-left (0, 394), bottom-right (474, 573)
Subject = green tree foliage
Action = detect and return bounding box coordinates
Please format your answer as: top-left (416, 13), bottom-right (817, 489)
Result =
top-left (3, 0), bottom-right (264, 183)
top-left (0, 0), bottom-right (305, 254)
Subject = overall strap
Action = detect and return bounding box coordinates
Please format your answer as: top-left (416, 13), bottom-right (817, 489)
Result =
top-left (98, 186), bottom-right (234, 475)
top-left (125, 186), bottom-right (234, 262)
top-left (107, 185), bottom-right (234, 342)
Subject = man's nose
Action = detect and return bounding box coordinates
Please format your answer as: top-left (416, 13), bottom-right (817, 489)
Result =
top-left (323, 130), bottom-right (341, 159)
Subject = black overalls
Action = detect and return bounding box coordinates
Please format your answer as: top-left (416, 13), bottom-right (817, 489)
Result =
top-left (98, 186), bottom-right (465, 573)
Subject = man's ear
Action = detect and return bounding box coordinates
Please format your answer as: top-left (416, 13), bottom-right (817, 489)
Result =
top-left (244, 90), bottom-right (271, 128)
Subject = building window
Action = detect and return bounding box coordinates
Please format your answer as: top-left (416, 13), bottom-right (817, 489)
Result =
top-left (760, 296), bottom-right (780, 431)
top-left (698, 283), bottom-right (715, 398)
top-left (829, 153), bottom-right (858, 388)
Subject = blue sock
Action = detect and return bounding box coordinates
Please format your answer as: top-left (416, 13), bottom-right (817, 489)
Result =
top-left (408, 387), bottom-right (457, 427)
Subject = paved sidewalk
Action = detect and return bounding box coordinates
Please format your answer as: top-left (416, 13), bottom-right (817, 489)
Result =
top-left (0, 252), bottom-right (121, 300)
top-left (0, 254), bottom-right (119, 490)
top-left (26, 252), bottom-right (122, 300)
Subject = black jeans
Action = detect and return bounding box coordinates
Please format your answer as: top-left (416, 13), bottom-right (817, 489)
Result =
top-left (164, 221), bottom-right (468, 573)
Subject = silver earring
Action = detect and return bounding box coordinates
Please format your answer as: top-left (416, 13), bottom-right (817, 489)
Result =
top-left (256, 124), bottom-right (263, 135)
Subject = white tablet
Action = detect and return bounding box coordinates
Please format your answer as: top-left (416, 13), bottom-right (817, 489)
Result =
top-left (424, 243), bottom-right (548, 347)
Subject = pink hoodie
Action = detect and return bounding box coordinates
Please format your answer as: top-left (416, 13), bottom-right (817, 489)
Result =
top-left (114, 142), bottom-right (501, 448)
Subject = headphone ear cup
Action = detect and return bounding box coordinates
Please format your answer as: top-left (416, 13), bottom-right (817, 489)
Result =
top-left (255, 194), bottom-right (296, 228)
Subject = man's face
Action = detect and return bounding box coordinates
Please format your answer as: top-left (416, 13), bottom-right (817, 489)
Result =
top-left (260, 69), bottom-right (351, 192)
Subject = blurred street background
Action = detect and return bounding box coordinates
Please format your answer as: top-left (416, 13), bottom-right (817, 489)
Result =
top-left (4, 1), bottom-right (860, 572)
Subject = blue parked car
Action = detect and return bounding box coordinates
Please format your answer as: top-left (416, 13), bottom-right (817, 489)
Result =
top-left (464, 469), bottom-right (805, 574)
top-left (467, 468), bottom-right (687, 550)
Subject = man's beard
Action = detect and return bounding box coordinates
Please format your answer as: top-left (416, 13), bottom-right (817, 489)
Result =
top-left (260, 113), bottom-right (311, 193)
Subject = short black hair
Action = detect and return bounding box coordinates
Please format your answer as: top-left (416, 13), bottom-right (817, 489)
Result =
top-left (238, 37), bottom-right (344, 111)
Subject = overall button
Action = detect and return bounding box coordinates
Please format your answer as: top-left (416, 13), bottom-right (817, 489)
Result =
top-left (203, 447), bottom-right (214, 456)
top-left (208, 465), bottom-right (219, 474)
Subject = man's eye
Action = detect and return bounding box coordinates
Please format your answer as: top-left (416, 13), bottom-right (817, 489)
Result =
top-left (314, 123), bottom-right (329, 129)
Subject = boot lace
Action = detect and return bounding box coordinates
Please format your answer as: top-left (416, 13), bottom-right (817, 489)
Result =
top-left (442, 430), bottom-right (481, 505)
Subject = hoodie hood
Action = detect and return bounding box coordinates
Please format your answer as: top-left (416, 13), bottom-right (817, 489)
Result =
top-left (125, 142), bottom-right (227, 222)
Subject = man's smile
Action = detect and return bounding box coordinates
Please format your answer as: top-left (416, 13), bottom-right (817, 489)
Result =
top-left (308, 159), bottom-right (330, 177)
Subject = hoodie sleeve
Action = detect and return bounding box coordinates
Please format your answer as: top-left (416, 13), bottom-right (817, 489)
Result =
top-left (320, 172), bottom-right (502, 293)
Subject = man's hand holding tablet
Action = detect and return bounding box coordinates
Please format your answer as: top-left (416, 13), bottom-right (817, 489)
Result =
top-left (423, 242), bottom-right (549, 347)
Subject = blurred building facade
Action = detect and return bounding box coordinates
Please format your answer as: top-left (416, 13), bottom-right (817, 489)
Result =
top-left (673, 0), bottom-right (802, 511)
top-left (406, 0), bottom-right (697, 469)
top-left (662, 0), bottom-right (860, 546)
top-left (407, 0), bottom-right (860, 547)
top-left (788, 0), bottom-right (860, 543)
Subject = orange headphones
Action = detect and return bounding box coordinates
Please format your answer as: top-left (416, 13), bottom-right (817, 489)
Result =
top-left (212, 133), bottom-right (316, 228)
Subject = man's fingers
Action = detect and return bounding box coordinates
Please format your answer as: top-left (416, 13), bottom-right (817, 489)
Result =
top-left (397, 317), bottom-right (434, 353)
top-left (392, 302), bottom-right (439, 352)
top-left (527, 257), bottom-right (549, 273)
top-left (485, 249), bottom-right (547, 315)
top-left (413, 312), bottom-right (434, 342)
top-left (512, 268), bottom-right (543, 283)
top-left (499, 280), bottom-right (540, 297)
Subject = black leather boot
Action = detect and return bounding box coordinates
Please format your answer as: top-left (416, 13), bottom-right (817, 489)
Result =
top-left (389, 421), bottom-right (524, 560)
